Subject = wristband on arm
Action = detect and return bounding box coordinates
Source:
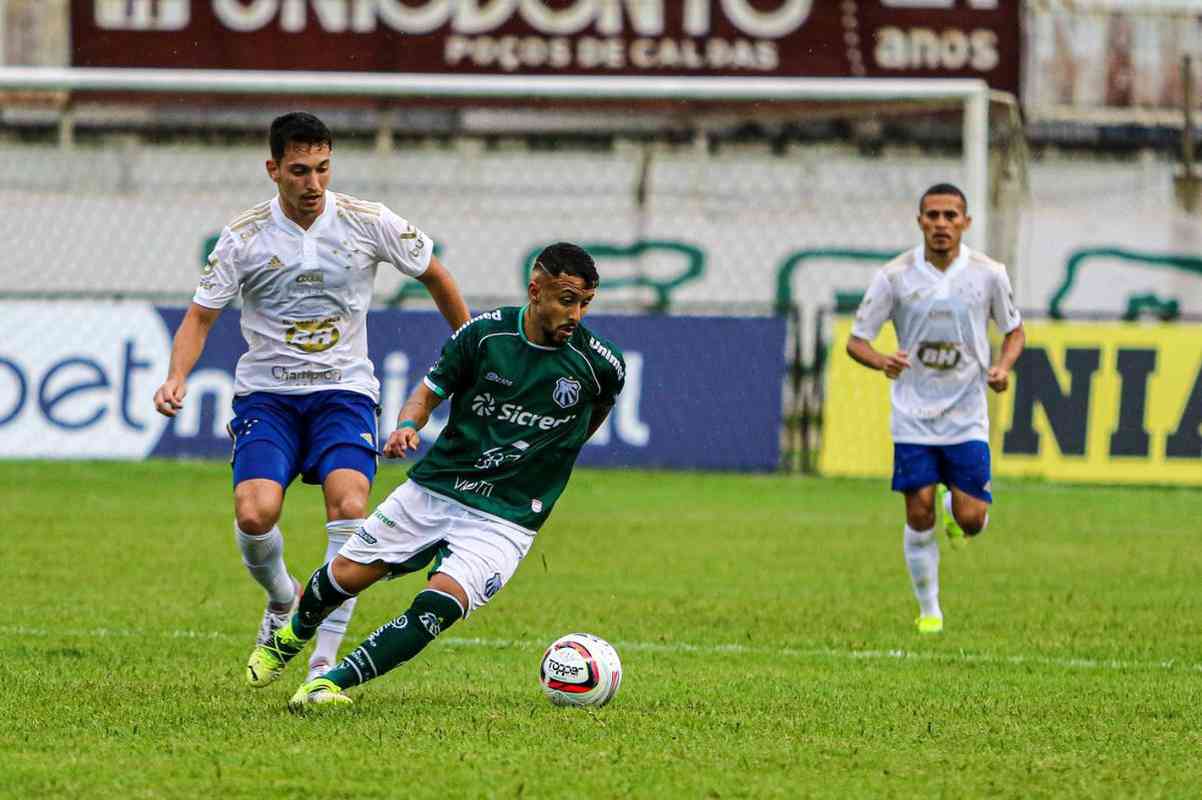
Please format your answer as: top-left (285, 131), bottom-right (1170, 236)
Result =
top-left (398, 419), bottom-right (419, 431)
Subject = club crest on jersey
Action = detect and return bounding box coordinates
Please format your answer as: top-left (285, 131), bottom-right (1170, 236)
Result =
top-left (552, 377), bottom-right (581, 409)
top-left (484, 573), bottom-right (503, 599)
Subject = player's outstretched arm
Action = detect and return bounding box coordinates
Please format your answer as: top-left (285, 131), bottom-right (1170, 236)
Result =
top-left (847, 336), bottom-right (910, 379)
top-left (987, 324), bottom-right (1026, 393)
top-left (153, 302), bottom-right (222, 417)
top-left (383, 382), bottom-right (445, 458)
top-left (417, 255), bottom-right (471, 330)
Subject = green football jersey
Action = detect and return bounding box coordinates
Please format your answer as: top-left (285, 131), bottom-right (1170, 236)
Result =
top-left (407, 306), bottom-right (626, 530)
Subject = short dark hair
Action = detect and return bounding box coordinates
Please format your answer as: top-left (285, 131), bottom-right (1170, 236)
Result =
top-left (919, 183), bottom-right (967, 213)
top-left (533, 242), bottom-right (599, 290)
top-left (269, 112), bottom-right (333, 161)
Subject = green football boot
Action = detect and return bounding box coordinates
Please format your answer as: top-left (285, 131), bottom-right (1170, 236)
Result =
top-left (246, 620), bottom-right (307, 688)
top-left (916, 614), bottom-right (944, 635)
top-left (288, 677), bottom-right (353, 714)
top-left (939, 485), bottom-right (965, 546)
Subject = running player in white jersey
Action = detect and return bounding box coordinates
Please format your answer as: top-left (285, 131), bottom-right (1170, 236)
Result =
top-left (151, 112), bottom-right (471, 678)
top-left (847, 183), bottom-right (1025, 635)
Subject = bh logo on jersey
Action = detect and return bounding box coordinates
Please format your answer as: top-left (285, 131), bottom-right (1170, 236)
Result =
top-left (552, 377), bottom-right (581, 409)
top-left (917, 341), bottom-right (962, 371)
top-left (472, 393), bottom-right (497, 417)
top-left (284, 317), bottom-right (341, 353)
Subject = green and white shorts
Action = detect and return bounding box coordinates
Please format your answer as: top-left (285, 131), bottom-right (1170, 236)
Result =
top-left (340, 480), bottom-right (534, 616)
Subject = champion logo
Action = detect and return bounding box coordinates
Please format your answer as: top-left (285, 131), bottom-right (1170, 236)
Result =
top-left (268, 255), bottom-right (284, 269)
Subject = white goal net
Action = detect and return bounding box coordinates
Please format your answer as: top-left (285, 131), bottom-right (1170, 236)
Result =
top-left (0, 70), bottom-right (1023, 318)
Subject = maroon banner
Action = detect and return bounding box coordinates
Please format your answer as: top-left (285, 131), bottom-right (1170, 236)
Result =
top-left (73, 1), bottom-right (1017, 91)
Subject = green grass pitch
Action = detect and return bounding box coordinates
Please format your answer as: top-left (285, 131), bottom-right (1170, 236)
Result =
top-left (3, 461), bottom-right (1201, 798)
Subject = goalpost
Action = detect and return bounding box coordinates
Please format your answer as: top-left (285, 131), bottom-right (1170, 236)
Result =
top-left (1, 67), bottom-right (993, 237)
top-left (0, 67), bottom-right (1021, 306)
top-left (0, 67), bottom-right (1023, 471)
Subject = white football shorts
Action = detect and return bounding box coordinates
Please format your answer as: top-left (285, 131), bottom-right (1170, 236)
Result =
top-left (339, 480), bottom-right (534, 616)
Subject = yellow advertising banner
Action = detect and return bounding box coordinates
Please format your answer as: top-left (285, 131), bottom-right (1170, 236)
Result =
top-left (819, 319), bottom-right (895, 479)
top-left (821, 319), bottom-right (1202, 485)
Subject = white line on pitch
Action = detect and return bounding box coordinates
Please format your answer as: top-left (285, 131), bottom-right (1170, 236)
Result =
top-left (5, 624), bottom-right (1201, 675)
top-left (441, 637), bottom-right (1202, 674)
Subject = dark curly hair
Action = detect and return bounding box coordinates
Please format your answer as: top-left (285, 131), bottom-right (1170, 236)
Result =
top-left (269, 112), bottom-right (333, 161)
top-left (533, 242), bottom-right (599, 289)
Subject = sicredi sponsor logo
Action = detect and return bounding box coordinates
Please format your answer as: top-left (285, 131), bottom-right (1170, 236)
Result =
top-left (0, 302), bottom-right (171, 457)
top-left (498, 402), bottom-right (577, 430)
top-left (471, 392), bottom-right (577, 430)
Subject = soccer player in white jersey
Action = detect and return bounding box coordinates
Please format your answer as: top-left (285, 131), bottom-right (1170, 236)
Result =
top-left (846, 183), bottom-right (1025, 635)
top-left (151, 112), bottom-right (471, 678)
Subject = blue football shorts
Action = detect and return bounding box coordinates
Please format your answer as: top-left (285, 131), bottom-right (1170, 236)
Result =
top-left (891, 440), bottom-right (992, 503)
top-left (228, 390), bottom-right (379, 488)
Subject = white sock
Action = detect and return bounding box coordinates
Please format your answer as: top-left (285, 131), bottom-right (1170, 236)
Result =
top-left (903, 525), bottom-right (941, 618)
top-left (310, 519), bottom-right (363, 669)
top-left (235, 524), bottom-right (295, 606)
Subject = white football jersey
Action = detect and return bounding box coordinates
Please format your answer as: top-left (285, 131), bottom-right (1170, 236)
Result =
top-left (852, 245), bottom-right (1022, 445)
top-left (193, 191), bottom-right (433, 401)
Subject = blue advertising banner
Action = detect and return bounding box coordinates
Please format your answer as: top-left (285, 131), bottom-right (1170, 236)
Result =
top-left (1, 303), bottom-right (785, 471)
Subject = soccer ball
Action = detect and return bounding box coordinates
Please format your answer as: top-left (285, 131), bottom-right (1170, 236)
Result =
top-left (539, 633), bottom-right (622, 708)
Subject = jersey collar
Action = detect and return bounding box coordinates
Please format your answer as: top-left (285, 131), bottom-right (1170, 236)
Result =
top-left (518, 305), bottom-right (562, 351)
top-left (270, 189), bottom-right (336, 236)
top-left (916, 243), bottom-right (970, 279)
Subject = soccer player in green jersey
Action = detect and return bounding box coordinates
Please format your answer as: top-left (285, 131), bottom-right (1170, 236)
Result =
top-left (245, 242), bottom-right (626, 710)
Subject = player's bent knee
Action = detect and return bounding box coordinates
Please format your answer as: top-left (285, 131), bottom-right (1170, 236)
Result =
top-left (235, 514), bottom-right (277, 536)
top-left (906, 511), bottom-right (936, 531)
top-left (326, 495), bottom-right (368, 521)
top-left (952, 501), bottom-right (988, 536)
top-left (234, 480), bottom-right (284, 534)
top-left (322, 463), bottom-right (372, 520)
top-left (961, 512), bottom-right (988, 536)
top-left (234, 504), bottom-right (281, 535)
top-left (427, 572), bottom-right (470, 617)
top-left (329, 555), bottom-right (389, 595)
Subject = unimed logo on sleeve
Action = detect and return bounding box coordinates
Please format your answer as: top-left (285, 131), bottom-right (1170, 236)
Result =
top-left (0, 302), bottom-right (172, 458)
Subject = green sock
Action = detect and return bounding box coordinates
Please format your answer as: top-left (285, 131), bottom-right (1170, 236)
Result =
top-left (326, 589), bottom-right (463, 689)
top-left (291, 563), bottom-right (354, 641)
